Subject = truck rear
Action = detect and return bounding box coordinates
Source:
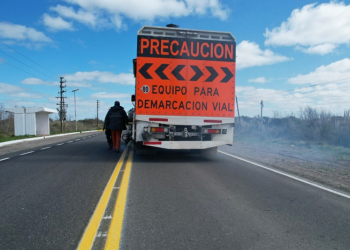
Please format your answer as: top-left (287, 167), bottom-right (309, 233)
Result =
top-left (132, 25), bottom-right (236, 154)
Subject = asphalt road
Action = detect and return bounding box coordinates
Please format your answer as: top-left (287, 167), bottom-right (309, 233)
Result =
top-left (121, 150), bottom-right (350, 250)
top-left (1, 134), bottom-right (350, 250)
top-left (0, 132), bottom-right (125, 250)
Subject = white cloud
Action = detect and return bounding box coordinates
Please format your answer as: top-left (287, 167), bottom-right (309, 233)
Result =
top-left (69, 82), bottom-right (93, 88)
top-left (0, 83), bottom-right (23, 93)
top-left (265, 2), bottom-right (350, 55)
top-left (21, 71), bottom-right (134, 90)
top-left (236, 82), bottom-right (350, 117)
top-left (0, 83), bottom-right (43, 99)
top-left (296, 44), bottom-right (338, 55)
top-left (0, 22), bottom-right (52, 42)
top-left (64, 71), bottom-right (134, 85)
top-left (288, 58), bottom-right (350, 85)
top-left (43, 14), bottom-right (74, 31)
top-left (236, 41), bottom-right (290, 69)
top-left (46, 0), bottom-right (228, 30)
top-left (248, 77), bottom-right (271, 83)
top-left (50, 5), bottom-right (97, 26)
top-left (90, 92), bottom-right (130, 99)
top-left (9, 92), bottom-right (43, 99)
top-left (21, 78), bottom-right (47, 85)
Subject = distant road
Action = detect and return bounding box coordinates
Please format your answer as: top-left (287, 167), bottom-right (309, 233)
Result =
top-left (1, 134), bottom-right (350, 249)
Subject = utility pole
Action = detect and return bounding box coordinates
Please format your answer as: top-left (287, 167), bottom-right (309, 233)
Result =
top-left (97, 100), bottom-right (100, 128)
top-left (235, 95), bottom-right (240, 127)
top-left (62, 98), bottom-right (68, 132)
top-left (72, 89), bottom-right (79, 131)
top-left (260, 100), bottom-right (264, 132)
top-left (56, 77), bottom-right (66, 133)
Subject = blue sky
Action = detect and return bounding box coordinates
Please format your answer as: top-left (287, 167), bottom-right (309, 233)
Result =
top-left (1, 0), bottom-right (350, 120)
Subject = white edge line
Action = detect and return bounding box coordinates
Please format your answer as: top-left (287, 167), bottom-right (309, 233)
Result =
top-left (76, 139), bottom-right (80, 141)
top-left (0, 130), bottom-right (100, 147)
top-left (67, 141), bottom-right (73, 143)
top-left (41, 147), bottom-right (51, 150)
top-left (0, 137), bottom-right (44, 147)
top-left (20, 151), bottom-right (34, 156)
top-left (218, 150), bottom-right (350, 199)
top-left (57, 143), bottom-right (64, 146)
top-left (0, 158), bottom-right (10, 161)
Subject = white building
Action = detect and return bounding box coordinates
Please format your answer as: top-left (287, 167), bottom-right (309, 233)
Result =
top-left (5, 107), bottom-right (57, 136)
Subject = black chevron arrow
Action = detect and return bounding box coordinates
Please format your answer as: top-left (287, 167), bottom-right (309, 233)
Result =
top-left (221, 67), bottom-right (234, 83)
top-left (155, 64), bottom-right (169, 80)
top-left (205, 66), bottom-right (219, 82)
top-left (189, 65), bottom-right (204, 81)
top-left (139, 63), bottom-right (153, 79)
top-left (171, 65), bottom-right (185, 81)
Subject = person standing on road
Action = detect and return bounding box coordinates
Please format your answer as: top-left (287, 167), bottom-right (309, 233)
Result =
top-left (103, 101), bottom-right (128, 152)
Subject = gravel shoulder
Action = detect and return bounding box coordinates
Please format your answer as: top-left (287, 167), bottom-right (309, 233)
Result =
top-left (219, 136), bottom-right (350, 193)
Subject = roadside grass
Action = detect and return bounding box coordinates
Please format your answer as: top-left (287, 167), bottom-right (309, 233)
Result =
top-left (235, 133), bottom-right (350, 162)
top-left (0, 135), bottom-right (36, 143)
top-left (232, 133), bottom-right (350, 193)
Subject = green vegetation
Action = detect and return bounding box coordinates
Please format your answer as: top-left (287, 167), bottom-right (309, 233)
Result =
top-left (0, 135), bottom-right (36, 143)
top-left (49, 118), bottom-right (103, 134)
top-left (236, 106), bottom-right (350, 148)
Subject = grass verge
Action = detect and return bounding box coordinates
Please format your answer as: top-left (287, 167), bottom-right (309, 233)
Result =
top-left (0, 135), bottom-right (36, 143)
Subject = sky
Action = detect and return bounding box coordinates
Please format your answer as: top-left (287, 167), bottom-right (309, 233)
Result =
top-left (1, 0), bottom-right (350, 120)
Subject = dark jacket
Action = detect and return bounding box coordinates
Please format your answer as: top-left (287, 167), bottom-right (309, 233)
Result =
top-left (104, 105), bottom-right (128, 130)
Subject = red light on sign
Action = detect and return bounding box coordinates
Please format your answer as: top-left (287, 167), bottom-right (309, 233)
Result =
top-left (149, 118), bottom-right (168, 122)
top-left (204, 120), bottom-right (222, 123)
top-left (144, 142), bottom-right (162, 145)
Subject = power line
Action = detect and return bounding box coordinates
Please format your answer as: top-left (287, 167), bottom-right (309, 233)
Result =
top-left (0, 49), bottom-right (57, 81)
top-left (0, 58), bottom-right (53, 85)
top-left (0, 40), bottom-right (60, 78)
top-left (65, 86), bottom-right (95, 101)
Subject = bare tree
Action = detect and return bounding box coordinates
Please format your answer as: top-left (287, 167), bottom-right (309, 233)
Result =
top-left (272, 110), bottom-right (282, 119)
top-left (0, 103), bottom-right (6, 120)
top-left (0, 103), bottom-right (14, 136)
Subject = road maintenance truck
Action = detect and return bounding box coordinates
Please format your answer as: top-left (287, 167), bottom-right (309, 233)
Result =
top-left (131, 25), bottom-right (236, 154)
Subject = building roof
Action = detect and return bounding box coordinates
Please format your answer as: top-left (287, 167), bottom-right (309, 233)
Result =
top-left (5, 107), bottom-right (58, 114)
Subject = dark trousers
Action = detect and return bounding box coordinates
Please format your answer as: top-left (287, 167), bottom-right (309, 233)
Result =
top-left (111, 130), bottom-right (122, 150)
top-left (105, 129), bottom-right (112, 145)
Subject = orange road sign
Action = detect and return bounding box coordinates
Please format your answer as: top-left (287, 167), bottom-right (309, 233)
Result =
top-left (136, 35), bottom-right (235, 118)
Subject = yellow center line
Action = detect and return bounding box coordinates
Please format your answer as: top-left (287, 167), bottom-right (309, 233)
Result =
top-left (105, 150), bottom-right (134, 250)
top-left (77, 149), bottom-right (128, 250)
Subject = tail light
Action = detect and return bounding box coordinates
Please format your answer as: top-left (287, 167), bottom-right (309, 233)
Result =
top-left (203, 129), bottom-right (221, 134)
top-left (151, 127), bottom-right (164, 132)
